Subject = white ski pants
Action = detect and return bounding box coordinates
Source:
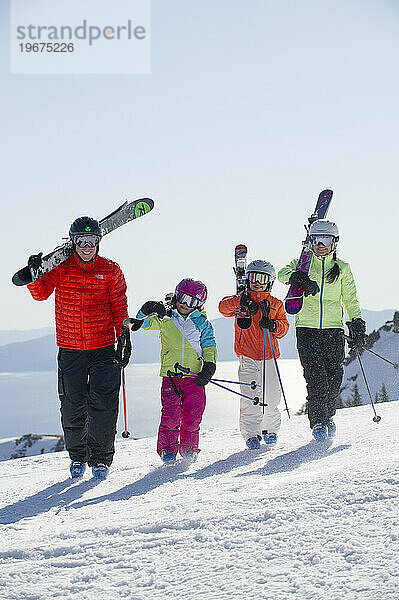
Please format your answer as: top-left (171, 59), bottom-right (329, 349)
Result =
top-left (238, 355), bottom-right (281, 441)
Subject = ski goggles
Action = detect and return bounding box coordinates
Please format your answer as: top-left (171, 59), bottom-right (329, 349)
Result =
top-left (74, 234), bottom-right (101, 248)
top-left (310, 235), bottom-right (334, 247)
top-left (175, 291), bottom-right (202, 308)
top-left (247, 272), bottom-right (270, 285)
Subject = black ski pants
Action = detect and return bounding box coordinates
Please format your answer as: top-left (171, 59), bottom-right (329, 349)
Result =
top-left (296, 327), bottom-right (345, 428)
top-left (57, 345), bottom-right (121, 466)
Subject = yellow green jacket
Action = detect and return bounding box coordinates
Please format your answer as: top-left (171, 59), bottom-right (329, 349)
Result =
top-left (278, 254), bottom-right (362, 329)
top-left (136, 307), bottom-right (217, 377)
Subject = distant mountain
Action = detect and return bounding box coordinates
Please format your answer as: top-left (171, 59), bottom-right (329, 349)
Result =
top-left (340, 313), bottom-right (399, 406)
top-left (0, 327), bottom-right (53, 346)
top-left (0, 309), bottom-right (395, 371)
top-left (0, 334), bottom-right (58, 371)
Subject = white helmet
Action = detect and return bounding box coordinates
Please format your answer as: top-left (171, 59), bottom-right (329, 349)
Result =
top-left (308, 219), bottom-right (339, 252)
top-left (246, 259), bottom-right (276, 290)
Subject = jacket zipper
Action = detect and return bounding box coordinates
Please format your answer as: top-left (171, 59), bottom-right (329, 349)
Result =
top-left (319, 258), bottom-right (325, 329)
top-left (81, 265), bottom-right (86, 349)
top-left (181, 317), bottom-right (185, 367)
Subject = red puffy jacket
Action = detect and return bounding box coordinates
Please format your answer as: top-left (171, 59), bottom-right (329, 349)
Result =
top-left (27, 253), bottom-right (128, 351)
top-left (219, 290), bottom-right (289, 361)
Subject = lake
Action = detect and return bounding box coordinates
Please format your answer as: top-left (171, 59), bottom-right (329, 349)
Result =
top-left (0, 360), bottom-right (306, 439)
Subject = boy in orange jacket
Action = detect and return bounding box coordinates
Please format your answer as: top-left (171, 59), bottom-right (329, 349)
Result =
top-left (219, 260), bottom-right (289, 449)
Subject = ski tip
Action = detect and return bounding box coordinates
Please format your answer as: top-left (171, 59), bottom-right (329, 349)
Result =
top-left (12, 266), bottom-right (32, 286)
top-left (131, 198), bottom-right (154, 217)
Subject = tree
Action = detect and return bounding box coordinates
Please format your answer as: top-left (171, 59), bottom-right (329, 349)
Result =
top-left (295, 402), bottom-right (308, 416)
top-left (346, 383), bottom-right (362, 407)
top-left (379, 382), bottom-right (390, 403)
top-left (394, 311), bottom-right (399, 333)
top-left (335, 394), bottom-right (345, 409)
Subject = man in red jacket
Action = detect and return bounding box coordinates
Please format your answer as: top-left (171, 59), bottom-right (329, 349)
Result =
top-left (27, 216), bottom-right (130, 480)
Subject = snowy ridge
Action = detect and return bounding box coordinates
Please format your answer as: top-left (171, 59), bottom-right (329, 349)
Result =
top-left (0, 403), bottom-right (398, 600)
top-left (0, 434), bottom-right (64, 462)
top-left (341, 316), bottom-right (399, 404)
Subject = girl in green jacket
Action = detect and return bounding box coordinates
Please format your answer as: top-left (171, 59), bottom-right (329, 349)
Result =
top-left (278, 219), bottom-right (366, 441)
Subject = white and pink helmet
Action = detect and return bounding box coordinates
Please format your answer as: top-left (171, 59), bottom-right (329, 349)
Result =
top-left (174, 278), bottom-right (208, 308)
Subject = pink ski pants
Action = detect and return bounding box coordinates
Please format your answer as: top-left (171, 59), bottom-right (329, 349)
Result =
top-left (157, 376), bottom-right (206, 456)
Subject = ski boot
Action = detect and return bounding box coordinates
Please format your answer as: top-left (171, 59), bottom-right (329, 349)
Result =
top-left (327, 418), bottom-right (336, 437)
top-left (312, 423), bottom-right (328, 441)
top-left (246, 436), bottom-right (261, 450)
top-left (92, 463), bottom-right (109, 480)
top-left (181, 449), bottom-right (198, 465)
top-left (262, 431), bottom-right (277, 446)
top-left (70, 461), bottom-right (86, 479)
top-left (161, 450), bottom-right (177, 465)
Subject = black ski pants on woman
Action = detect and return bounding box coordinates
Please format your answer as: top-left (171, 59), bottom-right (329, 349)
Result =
top-left (57, 345), bottom-right (121, 466)
top-left (296, 327), bottom-right (345, 428)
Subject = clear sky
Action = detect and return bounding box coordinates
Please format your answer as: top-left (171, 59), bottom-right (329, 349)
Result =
top-left (1, 0), bottom-right (398, 330)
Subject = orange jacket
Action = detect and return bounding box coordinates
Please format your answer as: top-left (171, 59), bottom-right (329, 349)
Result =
top-left (218, 290), bottom-right (289, 360)
top-left (27, 253), bottom-right (128, 351)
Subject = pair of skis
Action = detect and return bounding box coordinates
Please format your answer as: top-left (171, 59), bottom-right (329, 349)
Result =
top-left (233, 188), bottom-right (333, 326)
top-left (12, 198), bottom-right (154, 286)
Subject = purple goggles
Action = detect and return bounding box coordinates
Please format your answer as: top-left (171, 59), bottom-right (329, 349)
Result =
top-left (175, 291), bottom-right (201, 308)
top-left (74, 234), bottom-right (101, 248)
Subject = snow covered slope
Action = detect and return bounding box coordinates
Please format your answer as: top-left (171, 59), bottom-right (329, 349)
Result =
top-left (341, 314), bottom-right (399, 404)
top-left (0, 403), bottom-right (398, 600)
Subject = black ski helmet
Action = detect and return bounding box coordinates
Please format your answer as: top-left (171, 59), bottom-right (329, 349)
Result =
top-left (69, 216), bottom-right (102, 242)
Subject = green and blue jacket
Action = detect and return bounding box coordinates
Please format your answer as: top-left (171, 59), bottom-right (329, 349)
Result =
top-left (136, 307), bottom-right (217, 377)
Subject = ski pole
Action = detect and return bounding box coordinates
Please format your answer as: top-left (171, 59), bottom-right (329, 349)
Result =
top-left (119, 326), bottom-right (131, 438)
top-left (121, 368), bottom-right (131, 438)
top-left (262, 329), bottom-right (267, 414)
top-left (355, 348), bottom-right (381, 423)
top-left (174, 363), bottom-right (260, 405)
top-left (344, 335), bottom-right (399, 370)
top-left (210, 378), bottom-right (257, 389)
top-left (266, 329), bottom-right (290, 418)
top-left (363, 347), bottom-right (399, 369)
top-left (208, 379), bottom-right (261, 405)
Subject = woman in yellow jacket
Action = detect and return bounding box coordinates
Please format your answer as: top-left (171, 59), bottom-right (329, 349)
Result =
top-left (278, 219), bottom-right (366, 441)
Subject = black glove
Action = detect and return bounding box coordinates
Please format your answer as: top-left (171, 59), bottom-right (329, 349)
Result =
top-left (346, 318), bottom-right (367, 350)
top-left (240, 292), bottom-right (259, 315)
top-left (28, 253), bottom-right (43, 270)
top-left (288, 271), bottom-right (320, 297)
top-left (195, 362), bottom-right (216, 387)
top-left (124, 317), bottom-right (143, 332)
top-left (115, 325), bottom-right (132, 368)
top-left (141, 301), bottom-right (166, 318)
top-left (259, 315), bottom-right (277, 332)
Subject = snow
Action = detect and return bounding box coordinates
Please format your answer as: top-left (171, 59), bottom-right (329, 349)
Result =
top-left (1, 402), bottom-right (398, 600)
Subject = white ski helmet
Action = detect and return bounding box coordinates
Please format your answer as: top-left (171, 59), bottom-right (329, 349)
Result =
top-left (309, 219), bottom-right (339, 252)
top-left (246, 259), bottom-right (276, 290)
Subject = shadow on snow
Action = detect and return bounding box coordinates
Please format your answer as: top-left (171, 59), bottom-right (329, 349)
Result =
top-left (0, 478), bottom-right (99, 525)
top-left (0, 442), bottom-right (351, 520)
top-left (235, 441), bottom-right (351, 478)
